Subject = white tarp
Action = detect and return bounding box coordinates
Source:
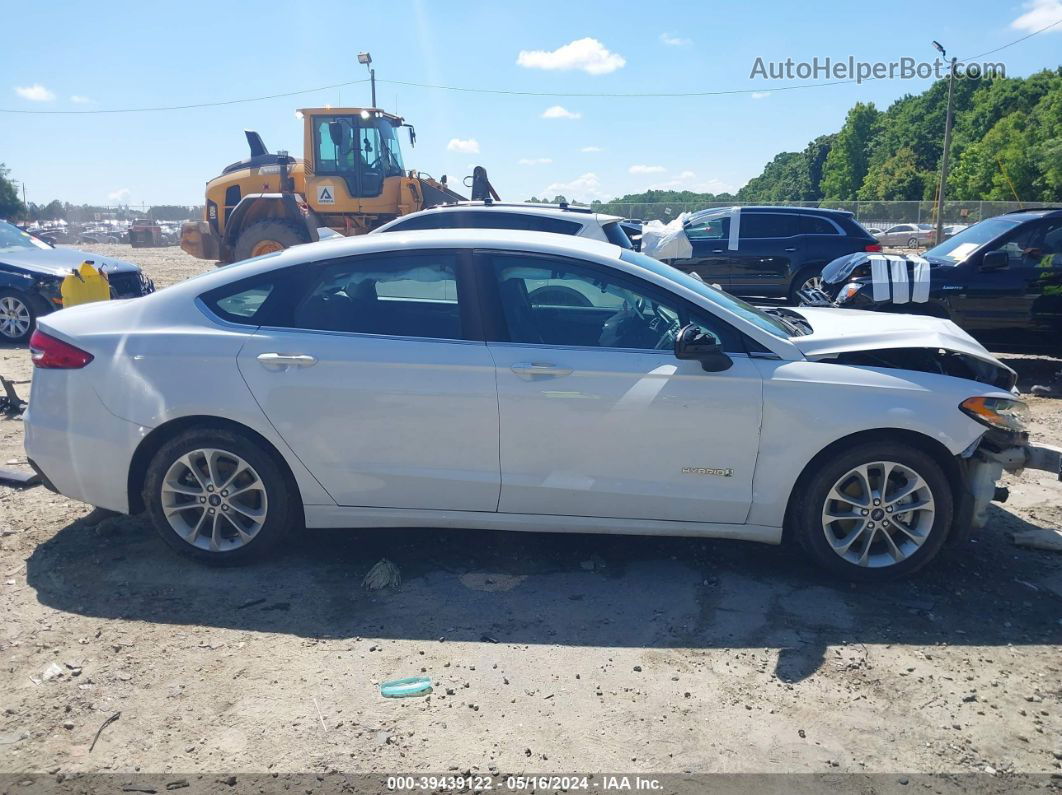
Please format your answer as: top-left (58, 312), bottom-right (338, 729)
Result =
top-left (640, 212), bottom-right (692, 260)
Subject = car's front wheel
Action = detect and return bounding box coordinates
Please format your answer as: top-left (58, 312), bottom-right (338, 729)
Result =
top-left (788, 267), bottom-right (824, 303)
top-left (144, 428), bottom-right (295, 564)
top-left (793, 442), bottom-right (953, 581)
top-left (0, 289), bottom-right (38, 343)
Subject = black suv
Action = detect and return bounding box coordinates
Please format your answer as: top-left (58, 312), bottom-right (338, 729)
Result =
top-left (661, 206), bottom-right (880, 301)
top-left (822, 208), bottom-right (1062, 349)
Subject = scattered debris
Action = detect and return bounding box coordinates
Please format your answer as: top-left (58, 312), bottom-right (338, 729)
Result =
top-left (89, 711), bottom-right (121, 753)
top-left (1011, 527), bottom-right (1062, 553)
top-left (41, 662), bottom-right (65, 681)
top-left (380, 676), bottom-right (433, 698)
top-left (362, 559), bottom-right (402, 590)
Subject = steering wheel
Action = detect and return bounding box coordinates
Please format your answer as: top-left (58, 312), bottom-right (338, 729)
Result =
top-left (651, 308), bottom-right (682, 350)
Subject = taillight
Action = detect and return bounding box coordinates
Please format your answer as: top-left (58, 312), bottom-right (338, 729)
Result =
top-left (865, 243), bottom-right (882, 252)
top-left (29, 330), bottom-right (94, 369)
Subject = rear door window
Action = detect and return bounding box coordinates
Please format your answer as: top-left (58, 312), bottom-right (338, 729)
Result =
top-left (740, 213), bottom-right (799, 239)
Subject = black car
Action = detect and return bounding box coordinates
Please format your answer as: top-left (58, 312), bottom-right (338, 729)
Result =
top-left (0, 220), bottom-right (155, 343)
top-left (661, 206), bottom-right (881, 301)
top-left (820, 208), bottom-right (1062, 349)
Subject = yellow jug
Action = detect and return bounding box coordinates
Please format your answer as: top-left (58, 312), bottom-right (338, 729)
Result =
top-left (60, 262), bottom-right (112, 308)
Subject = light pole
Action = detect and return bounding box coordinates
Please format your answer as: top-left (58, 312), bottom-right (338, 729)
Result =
top-left (932, 41), bottom-right (957, 246)
top-left (358, 51), bottom-right (376, 108)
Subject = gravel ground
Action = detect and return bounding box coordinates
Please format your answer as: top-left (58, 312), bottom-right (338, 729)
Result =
top-left (0, 245), bottom-right (1059, 782)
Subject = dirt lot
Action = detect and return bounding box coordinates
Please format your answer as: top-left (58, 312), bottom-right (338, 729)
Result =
top-left (0, 245), bottom-right (1060, 782)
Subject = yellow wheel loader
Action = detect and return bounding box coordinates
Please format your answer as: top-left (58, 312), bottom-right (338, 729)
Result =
top-left (181, 107), bottom-right (494, 264)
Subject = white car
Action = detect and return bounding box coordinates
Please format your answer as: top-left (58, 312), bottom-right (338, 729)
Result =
top-left (372, 202), bottom-right (632, 247)
top-left (23, 231), bottom-right (1059, 581)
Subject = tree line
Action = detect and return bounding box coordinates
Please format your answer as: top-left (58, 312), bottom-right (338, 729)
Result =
top-left (581, 68), bottom-right (1062, 217)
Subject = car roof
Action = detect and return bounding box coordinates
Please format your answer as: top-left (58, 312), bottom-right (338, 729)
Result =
top-left (687, 205), bottom-right (854, 223)
top-left (1000, 208), bottom-right (1062, 221)
top-left (406, 202), bottom-right (623, 223)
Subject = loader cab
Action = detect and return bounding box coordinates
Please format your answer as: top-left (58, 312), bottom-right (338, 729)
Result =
top-left (304, 108), bottom-right (407, 200)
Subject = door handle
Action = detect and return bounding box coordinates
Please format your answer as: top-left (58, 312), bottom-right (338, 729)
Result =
top-left (511, 361), bottom-right (573, 378)
top-left (784, 247), bottom-right (798, 252)
top-left (257, 352), bottom-right (318, 369)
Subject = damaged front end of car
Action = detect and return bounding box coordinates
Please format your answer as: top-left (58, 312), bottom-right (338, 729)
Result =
top-left (787, 308), bottom-right (1062, 540)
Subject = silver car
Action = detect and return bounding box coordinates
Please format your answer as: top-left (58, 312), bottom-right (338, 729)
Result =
top-left (875, 224), bottom-right (936, 248)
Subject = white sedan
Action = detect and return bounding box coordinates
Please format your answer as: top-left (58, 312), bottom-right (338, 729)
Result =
top-left (23, 230), bottom-right (1058, 581)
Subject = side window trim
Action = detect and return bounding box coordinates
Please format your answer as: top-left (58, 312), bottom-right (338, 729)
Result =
top-left (470, 248), bottom-right (750, 354)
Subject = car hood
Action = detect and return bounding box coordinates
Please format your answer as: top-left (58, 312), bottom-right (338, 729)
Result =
top-left (0, 246), bottom-right (141, 277)
top-left (787, 306), bottom-right (1010, 371)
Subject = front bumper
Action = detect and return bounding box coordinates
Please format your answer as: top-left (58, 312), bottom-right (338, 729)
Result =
top-left (959, 437), bottom-right (1062, 535)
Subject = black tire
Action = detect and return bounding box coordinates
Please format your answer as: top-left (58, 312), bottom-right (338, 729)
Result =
top-left (143, 428), bottom-right (297, 565)
top-left (792, 441), bottom-right (953, 582)
top-left (787, 266), bottom-right (824, 304)
top-left (233, 220), bottom-right (308, 262)
top-left (0, 289), bottom-right (39, 344)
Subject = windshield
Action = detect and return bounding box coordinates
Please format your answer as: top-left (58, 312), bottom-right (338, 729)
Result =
top-left (0, 221), bottom-right (50, 252)
top-left (314, 115), bottom-right (405, 178)
top-left (620, 249), bottom-right (790, 338)
top-left (922, 217), bottom-right (1022, 263)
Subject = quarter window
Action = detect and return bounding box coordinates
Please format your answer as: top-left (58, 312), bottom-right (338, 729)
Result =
top-left (490, 254), bottom-right (741, 351)
top-left (800, 215), bottom-right (838, 235)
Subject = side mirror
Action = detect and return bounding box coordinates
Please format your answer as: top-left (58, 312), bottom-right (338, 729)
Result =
top-left (674, 324), bottom-right (732, 372)
top-left (328, 121), bottom-right (344, 148)
top-left (979, 250), bottom-right (1008, 272)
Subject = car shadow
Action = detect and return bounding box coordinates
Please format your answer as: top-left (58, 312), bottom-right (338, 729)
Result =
top-left (25, 503), bottom-right (1062, 682)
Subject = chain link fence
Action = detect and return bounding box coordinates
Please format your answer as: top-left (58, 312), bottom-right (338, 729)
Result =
top-left (582, 200), bottom-right (1058, 227)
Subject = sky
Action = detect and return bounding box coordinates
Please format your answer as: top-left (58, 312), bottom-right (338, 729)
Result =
top-left (1, 0), bottom-right (1060, 208)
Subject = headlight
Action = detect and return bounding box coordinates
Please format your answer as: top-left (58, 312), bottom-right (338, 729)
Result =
top-left (838, 282), bottom-right (863, 302)
top-left (960, 396), bottom-right (1029, 432)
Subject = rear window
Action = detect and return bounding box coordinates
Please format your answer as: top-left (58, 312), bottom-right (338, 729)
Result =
top-left (602, 221), bottom-right (633, 249)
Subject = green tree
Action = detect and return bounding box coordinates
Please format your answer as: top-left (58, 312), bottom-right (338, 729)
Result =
top-left (0, 163), bottom-right (26, 220)
top-left (820, 102), bottom-right (879, 200)
top-left (857, 147), bottom-right (932, 200)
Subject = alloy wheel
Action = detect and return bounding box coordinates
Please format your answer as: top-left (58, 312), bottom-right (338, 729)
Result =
top-left (160, 448), bottom-right (269, 552)
top-left (0, 296), bottom-right (31, 340)
top-left (800, 274), bottom-right (824, 293)
top-left (820, 460), bottom-right (935, 568)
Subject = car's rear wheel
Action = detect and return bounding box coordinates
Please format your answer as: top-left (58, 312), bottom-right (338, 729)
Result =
top-left (234, 220), bottom-right (308, 262)
top-left (144, 429), bottom-right (295, 565)
top-left (907, 236), bottom-right (919, 248)
top-left (0, 290), bottom-right (37, 343)
top-left (793, 442), bottom-right (953, 581)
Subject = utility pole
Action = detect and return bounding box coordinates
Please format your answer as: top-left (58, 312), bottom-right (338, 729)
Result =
top-left (358, 52), bottom-right (376, 108)
top-left (932, 41), bottom-right (957, 246)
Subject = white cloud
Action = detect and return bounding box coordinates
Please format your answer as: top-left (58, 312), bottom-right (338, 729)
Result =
top-left (542, 105), bottom-right (581, 120)
top-left (647, 170), bottom-right (735, 194)
top-left (628, 164), bottom-right (665, 174)
top-left (580, 146), bottom-right (603, 153)
top-left (447, 138), bottom-right (480, 154)
top-left (14, 84), bottom-right (54, 102)
top-left (659, 33), bottom-right (692, 46)
top-left (108, 188), bottom-right (131, 201)
top-left (1011, 0), bottom-right (1062, 32)
top-left (517, 37), bottom-right (626, 75)
top-left (518, 157), bottom-right (552, 165)
top-left (542, 172), bottom-right (608, 202)
top-left (70, 95), bottom-right (93, 104)
top-left (750, 91), bottom-right (772, 100)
